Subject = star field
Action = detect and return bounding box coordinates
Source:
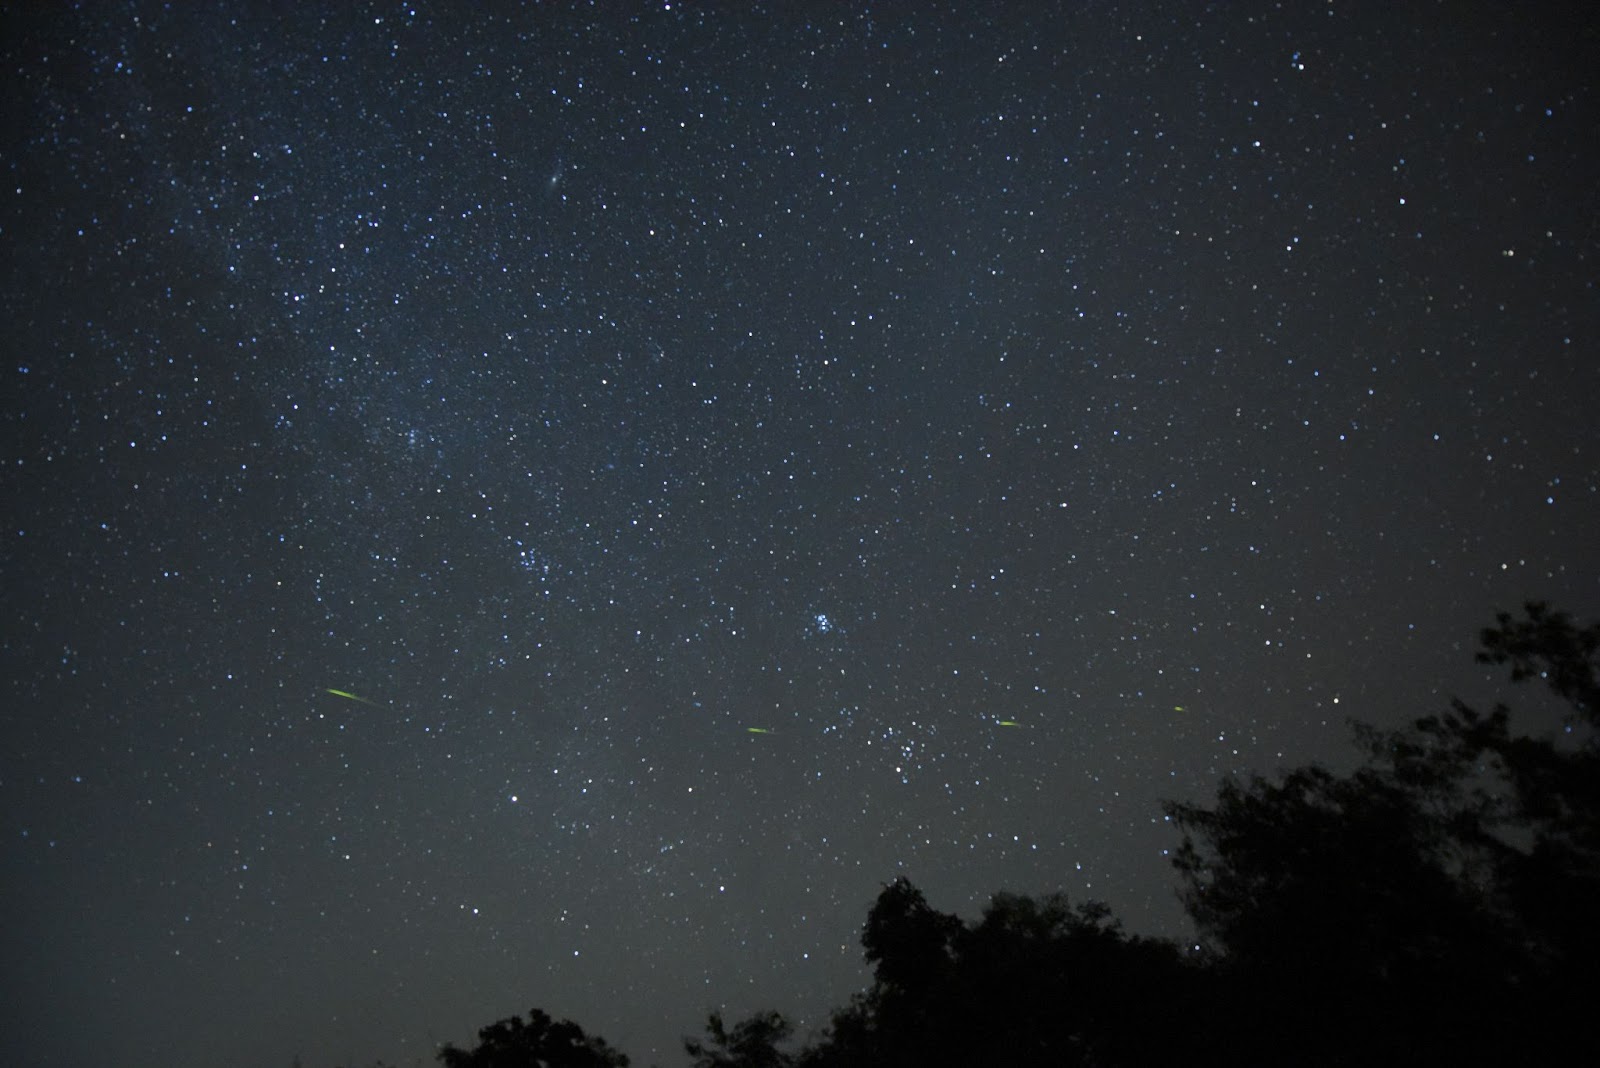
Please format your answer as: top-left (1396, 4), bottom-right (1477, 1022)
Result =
top-left (3, 4), bottom-right (1597, 1066)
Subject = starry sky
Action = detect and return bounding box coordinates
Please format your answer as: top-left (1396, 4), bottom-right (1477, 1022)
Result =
top-left (3, 3), bottom-right (1597, 1066)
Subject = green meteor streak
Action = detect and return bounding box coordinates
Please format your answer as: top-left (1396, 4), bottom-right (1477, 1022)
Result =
top-left (996, 720), bottom-right (1024, 727)
top-left (325, 688), bottom-right (379, 705)
top-left (746, 727), bottom-right (775, 734)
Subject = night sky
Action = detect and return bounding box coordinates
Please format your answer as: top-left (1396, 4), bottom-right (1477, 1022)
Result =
top-left (3, 3), bottom-right (1597, 1066)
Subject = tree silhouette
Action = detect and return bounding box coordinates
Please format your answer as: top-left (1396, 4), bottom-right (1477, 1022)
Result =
top-left (1164, 601), bottom-right (1600, 1065)
top-left (860, 877), bottom-right (963, 998)
top-left (945, 890), bottom-right (1202, 1067)
top-left (684, 1010), bottom-right (794, 1068)
top-left (426, 605), bottom-right (1597, 1068)
top-left (801, 878), bottom-right (1200, 1068)
top-left (803, 604), bottom-right (1600, 1067)
top-left (1393, 602), bottom-right (1600, 1049)
top-left (436, 1007), bottom-right (628, 1068)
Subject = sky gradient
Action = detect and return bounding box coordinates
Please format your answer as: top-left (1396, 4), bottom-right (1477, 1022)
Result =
top-left (3, 3), bottom-right (1597, 1066)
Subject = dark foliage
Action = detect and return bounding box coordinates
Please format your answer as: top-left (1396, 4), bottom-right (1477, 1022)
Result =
top-left (437, 1007), bottom-right (628, 1068)
top-left (800, 878), bottom-right (1202, 1068)
top-left (684, 1010), bottom-right (794, 1068)
top-left (797, 602), bottom-right (1599, 1066)
top-left (1164, 601), bottom-right (1600, 1065)
top-left (435, 604), bottom-right (1596, 1068)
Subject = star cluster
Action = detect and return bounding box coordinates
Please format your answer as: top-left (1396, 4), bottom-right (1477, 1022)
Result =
top-left (3, 4), bottom-right (1596, 1066)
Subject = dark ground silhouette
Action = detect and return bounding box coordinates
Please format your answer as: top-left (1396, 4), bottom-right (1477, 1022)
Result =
top-left (415, 602), bottom-right (1598, 1068)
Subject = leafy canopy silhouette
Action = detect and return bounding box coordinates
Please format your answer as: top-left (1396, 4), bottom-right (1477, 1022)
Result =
top-left (430, 603), bottom-right (1597, 1068)
top-left (436, 1007), bottom-right (628, 1068)
top-left (684, 1010), bottom-right (794, 1068)
top-left (1163, 600), bottom-right (1600, 1064)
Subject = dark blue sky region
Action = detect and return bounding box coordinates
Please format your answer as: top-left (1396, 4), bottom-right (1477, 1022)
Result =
top-left (3, 3), bottom-right (1597, 1066)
